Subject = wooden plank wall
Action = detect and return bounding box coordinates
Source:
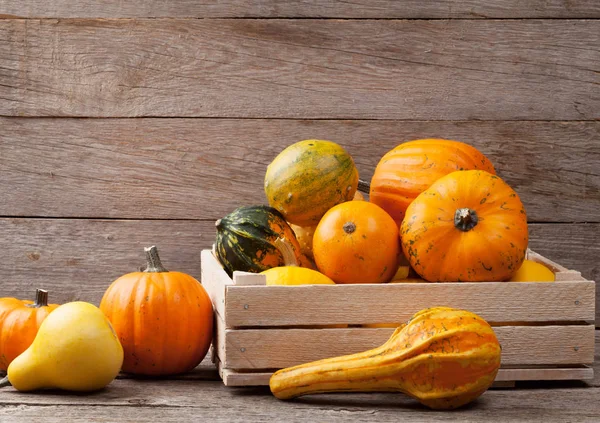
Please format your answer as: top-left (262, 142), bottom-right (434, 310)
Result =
top-left (0, 2), bottom-right (598, 323)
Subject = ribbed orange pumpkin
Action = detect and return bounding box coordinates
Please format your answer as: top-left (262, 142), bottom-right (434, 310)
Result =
top-left (0, 289), bottom-right (59, 371)
top-left (370, 139), bottom-right (496, 224)
top-left (270, 307), bottom-right (501, 409)
top-left (401, 170), bottom-right (528, 282)
top-left (100, 246), bottom-right (214, 376)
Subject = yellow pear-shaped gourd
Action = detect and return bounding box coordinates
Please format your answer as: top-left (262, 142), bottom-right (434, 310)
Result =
top-left (1, 302), bottom-right (124, 392)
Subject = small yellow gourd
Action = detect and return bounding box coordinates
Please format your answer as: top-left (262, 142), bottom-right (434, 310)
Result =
top-left (261, 239), bottom-right (335, 286)
top-left (0, 302), bottom-right (124, 392)
top-left (262, 267), bottom-right (335, 286)
top-left (508, 259), bottom-right (555, 282)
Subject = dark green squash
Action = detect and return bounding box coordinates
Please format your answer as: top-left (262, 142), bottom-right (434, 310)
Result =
top-left (215, 205), bottom-right (310, 277)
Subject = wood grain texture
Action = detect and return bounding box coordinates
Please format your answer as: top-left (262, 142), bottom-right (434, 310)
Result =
top-left (220, 367), bottom-right (594, 387)
top-left (0, 218), bottom-right (212, 305)
top-left (2, 1), bottom-right (600, 18)
top-left (528, 223), bottom-right (599, 325)
top-left (1, 19), bottom-right (598, 119)
top-left (1, 383), bottom-right (600, 422)
top-left (223, 280), bottom-right (595, 327)
top-left (0, 219), bottom-right (597, 322)
top-left (221, 326), bottom-right (595, 369)
top-left (201, 250), bottom-right (231, 320)
top-left (595, 331), bottom-right (600, 386)
top-left (2, 118), bottom-right (598, 222)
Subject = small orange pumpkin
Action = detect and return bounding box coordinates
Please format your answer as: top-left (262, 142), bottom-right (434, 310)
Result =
top-left (0, 289), bottom-right (59, 371)
top-left (100, 246), bottom-right (214, 376)
top-left (313, 201), bottom-right (399, 284)
top-left (370, 139), bottom-right (496, 224)
top-left (401, 170), bottom-right (528, 282)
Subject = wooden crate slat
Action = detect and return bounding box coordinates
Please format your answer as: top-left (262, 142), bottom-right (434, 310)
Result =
top-left (220, 325), bottom-right (595, 370)
top-left (219, 366), bottom-right (594, 387)
top-left (201, 249), bottom-right (231, 320)
top-left (224, 280), bottom-right (595, 326)
top-left (494, 366), bottom-right (594, 382)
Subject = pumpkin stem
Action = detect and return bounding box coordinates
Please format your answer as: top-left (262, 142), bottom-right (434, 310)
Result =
top-left (454, 208), bottom-right (479, 232)
top-left (143, 246), bottom-right (168, 273)
top-left (358, 179), bottom-right (370, 194)
top-left (0, 376), bottom-right (10, 388)
top-left (343, 222), bottom-right (356, 234)
top-left (274, 238), bottom-right (299, 267)
top-left (26, 289), bottom-right (49, 308)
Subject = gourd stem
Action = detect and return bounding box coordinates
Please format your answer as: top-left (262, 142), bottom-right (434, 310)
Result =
top-left (343, 222), bottom-right (356, 235)
top-left (143, 246), bottom-right (168, 273)
top-left (27, 289), bottom-right (49, 308)
top-left (454, 208), bottom-right (479, 232)
top-left (274, 238), bottom-right (299, 267)
top-left (0, 376), bottom-right (11, 388)
top-left (357, 179), bottom-right (370, 194)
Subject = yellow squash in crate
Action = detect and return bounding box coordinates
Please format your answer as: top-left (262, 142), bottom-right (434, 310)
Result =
top-left (261, 239), bottom-right (335, 286)
top-left (508, 259), bottom-right (555, 282)
top-left (270, 307), bottom-right (501, 410)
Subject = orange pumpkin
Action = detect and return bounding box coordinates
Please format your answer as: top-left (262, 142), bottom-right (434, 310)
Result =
top-left (0, 289), bottom-right (59, 371)
top-left (370, 139), bottom-right (496, 224)
top-left (313, 201), bottom-right (399, 284)
top-left (401, 170), bottom-right (528, 282)
top-left (100, 246), bottom-right (214, 376)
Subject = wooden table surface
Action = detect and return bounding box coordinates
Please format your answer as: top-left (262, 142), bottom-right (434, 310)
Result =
top-left (0, 333), bottom-right (598, 422)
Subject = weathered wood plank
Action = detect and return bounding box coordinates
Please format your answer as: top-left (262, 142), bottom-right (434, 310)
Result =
top-left (1, 384), bottom-right (600, 421)
top-left (220, 367), bottom-right (595, 387)
top-left (1, 1), bottom-right (599, 19)
top-left (0, 218), bottom-right (211, 305)
top-left (0, 219), bottom-right (597, 321)
top-left (224, 281), bottom-right (595, 326)
top-left (221, 326), bottom-right (595, 369)
top-left (1, 118), bottom-right (598, 222)
top-left (1, 20), bottom-right (598, 119)
top-left (528, 224), bottom-right (599, 325)
top-left (594, 331), bottom-right (600, 387)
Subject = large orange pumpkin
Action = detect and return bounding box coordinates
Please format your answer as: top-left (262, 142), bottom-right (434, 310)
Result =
top-left (370, 139), bottom-right (496, 224)
top-left (313, 201), bottom-right (399, 284)
top-left (100, 246), bottom-right (214, 376)
top-left (401, 170), bottom-right (528, 282)
top-left (0, 289), bottom-right (59, 371)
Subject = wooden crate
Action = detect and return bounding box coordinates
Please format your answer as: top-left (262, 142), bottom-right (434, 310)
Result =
top-left (201, 249), bottom-right (595, 387)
